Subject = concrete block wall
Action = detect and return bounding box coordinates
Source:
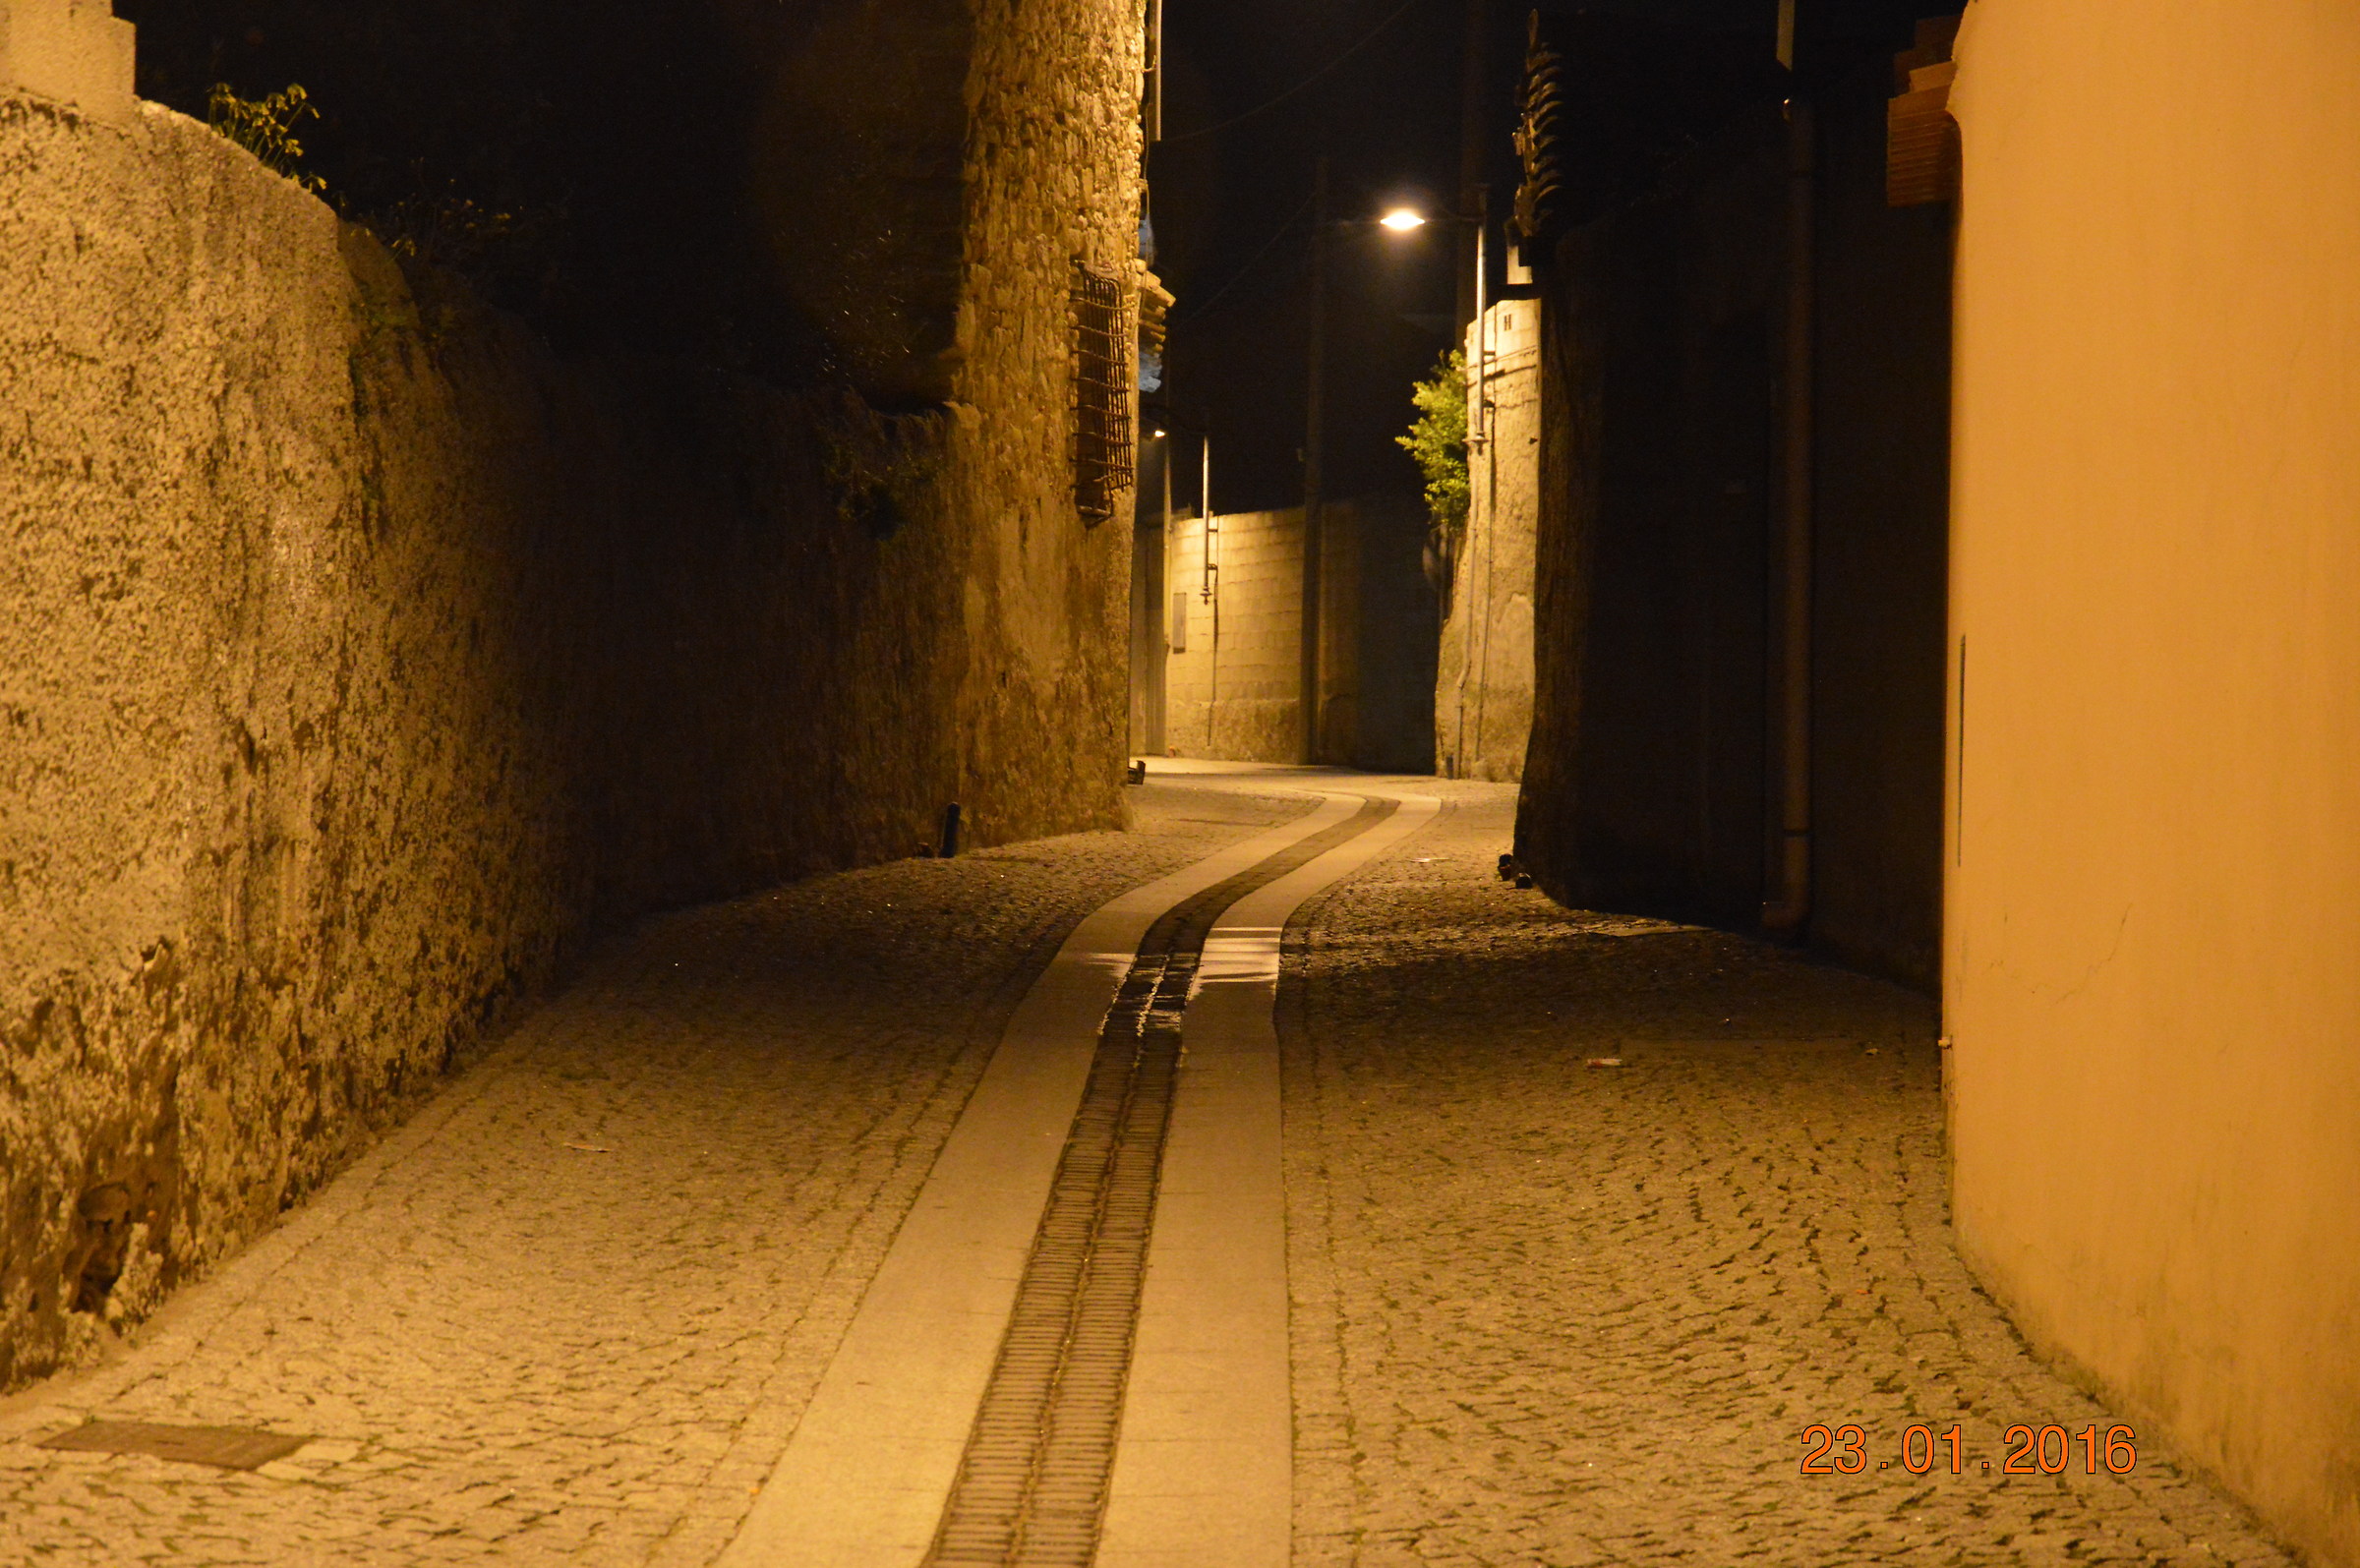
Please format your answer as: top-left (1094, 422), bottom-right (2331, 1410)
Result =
top-left (1165, 507), bottom-right (1305, 763)
top-left (1157, 497), bottom-right (1425, 768)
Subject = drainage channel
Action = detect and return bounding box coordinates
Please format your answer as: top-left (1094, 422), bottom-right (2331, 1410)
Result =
top-left (923, 795), bottom-right (1397, 1568)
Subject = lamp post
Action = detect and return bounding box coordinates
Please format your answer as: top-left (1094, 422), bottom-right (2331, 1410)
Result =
top-left (1200, 429), bottom-right (1214, 601)
top-left (1296, 195), bottom-right (1490, 768)
top-left (1381, 199), bottom-right (1493, 781)
top-left (1300, 157), bottom-right (1330, 766)
top-left (1144, 416), bottom-right (1211, 756)
top-left (1140, 426), bottom-right (1172, 758)
top-left (1201, 428), bottom-right (1220, 752)
top-left (1379, 199), bottom-right (1489, 449)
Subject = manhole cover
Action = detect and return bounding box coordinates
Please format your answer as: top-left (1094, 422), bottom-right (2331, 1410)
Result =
top-left (37, 1421), bottom-right (309, 1470)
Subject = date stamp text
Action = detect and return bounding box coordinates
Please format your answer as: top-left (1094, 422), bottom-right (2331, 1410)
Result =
top-left (1800, 1423), bottom-right (2139, 1477)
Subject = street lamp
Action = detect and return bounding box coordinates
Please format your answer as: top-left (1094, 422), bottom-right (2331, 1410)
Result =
top-left (1381, 193), bottom-right (1498, 457)
top-left (1296, 188), bottom-right (1492, 766)
top-left (1380, 196), bottom-right (1497, 784)
top-left (1376, 199), bottom-right (1490, 432)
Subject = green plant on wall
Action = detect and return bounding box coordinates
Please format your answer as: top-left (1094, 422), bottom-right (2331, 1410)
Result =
top-left (369, 179), bottom-right (563, 283)
top-left (1397, 347), bottom-right (1470, 545)
top-left (206, 83), bottom-right (326, 194)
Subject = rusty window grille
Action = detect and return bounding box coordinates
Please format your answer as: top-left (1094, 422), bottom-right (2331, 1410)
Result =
top-left (1071, 260), bottom-right (1135, 525)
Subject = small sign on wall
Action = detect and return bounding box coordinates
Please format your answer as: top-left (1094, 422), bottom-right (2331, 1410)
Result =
top-left (1170, 591), bottom-right (1190, 653)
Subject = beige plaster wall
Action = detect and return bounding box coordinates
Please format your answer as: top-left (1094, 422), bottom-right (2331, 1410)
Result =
top-left (1, 0), bottom-right (1141, 1393)
top-left (1947, 6), bottom-right (2360, 1561)
top-left (1437, 301), bottom-right (1538, 783)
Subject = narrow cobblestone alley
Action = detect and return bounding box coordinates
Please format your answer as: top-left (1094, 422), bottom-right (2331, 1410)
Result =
top-left (0, 768), bottom-right (2297, 1567)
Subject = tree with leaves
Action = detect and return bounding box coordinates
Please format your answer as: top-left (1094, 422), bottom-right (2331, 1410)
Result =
top-left (1396, 348), bottom-right (1470, 584)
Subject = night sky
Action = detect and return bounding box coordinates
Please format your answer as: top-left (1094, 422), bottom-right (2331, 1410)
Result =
top-left (117, 0), bottom-right (1937, 517)
top-left (1149, 0), bottom-right (1942, 517)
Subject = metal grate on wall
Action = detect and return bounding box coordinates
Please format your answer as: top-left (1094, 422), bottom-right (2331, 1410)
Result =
top-left (1071, 260), bottom-right (1135, 526)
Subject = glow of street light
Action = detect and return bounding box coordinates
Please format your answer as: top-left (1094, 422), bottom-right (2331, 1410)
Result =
top-left (1380, 207), bottom-right (1427, 231)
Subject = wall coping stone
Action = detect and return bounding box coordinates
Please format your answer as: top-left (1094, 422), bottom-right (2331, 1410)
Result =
top-left (0, 0), bottom-right (134, 124)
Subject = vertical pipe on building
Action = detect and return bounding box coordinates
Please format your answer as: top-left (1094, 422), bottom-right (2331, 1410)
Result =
top-left (1148, 0), bottom-right (1164, 143)
top-left (1300, 155), bottom-right (1330, 766)
top-left (1473, 282), bottom-right (1501, 770)
top-left (1203, 434), bottom-right (1219, 752)
top-left (1455, 0), bottom-right (1492, 336)
top-left (1762, 0), bottom-right (1815, 933)
top-left (1149, 433), bottom-right (1169, 754)
top-left (1446, 0), bottom-right (1492, 778)
top-left (1450, 204), bottom-right (1490, 780)
top-left (1129, 440), bottom-right (1154, 757)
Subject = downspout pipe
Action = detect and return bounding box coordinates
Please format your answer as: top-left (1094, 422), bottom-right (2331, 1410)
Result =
top-left (1299, 155), bottom-right (1330, 766)
top-left (1763, 33), bottom-right (1815, 934)
top-left (1448, 193), bottom-right (1490, 780)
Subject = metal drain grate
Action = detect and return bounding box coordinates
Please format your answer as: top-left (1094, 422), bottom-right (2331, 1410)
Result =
top-left (38, 1420), bottom-right (309, 1470)
top-left (926, 798), bottom-right (1395, 1567)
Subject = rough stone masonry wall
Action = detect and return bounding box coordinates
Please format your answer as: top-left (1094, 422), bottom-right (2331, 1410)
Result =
top-left (1435, 301), bottom-right (1539, 784)
top-left (945, 0), bottom-right (1145, 841)
top-left (0, 0), bottom-right (1144, 1391)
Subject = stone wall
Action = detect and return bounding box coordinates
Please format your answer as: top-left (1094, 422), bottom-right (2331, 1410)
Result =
top-left (1512, 13), bottom-right (1949, 981)
top-left (1517, 136), bottom-right (1786, 936)
top-left (940, 0), bottom-right (1147, 822)
top-left (0, 0), bottom-right (1145, 1390)
top-left (1436, 301), bottom-right (1539, 784)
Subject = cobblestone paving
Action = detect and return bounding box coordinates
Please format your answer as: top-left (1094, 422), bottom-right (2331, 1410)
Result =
top-left (0, 783), bottom-right (1311, 1568)
top-left (1281, 783), bottom-right (2299, 1568)
top-left (0, 771), bottom-right (2307, 1567)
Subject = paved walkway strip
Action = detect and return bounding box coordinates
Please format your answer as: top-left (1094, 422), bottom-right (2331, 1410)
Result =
top-left (721, 792), bottom-right (1369, 1568)
top-left (925, 799), bottom-right (1399, 1567)
top-left (1100, 790), bottom-right (1443, 1568)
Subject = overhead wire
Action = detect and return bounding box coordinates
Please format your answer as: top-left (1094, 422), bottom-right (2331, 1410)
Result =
top-left (1160, 0), bottom-right (1428, 145)
top-left (1170, 191), bottom-right (1316, 324)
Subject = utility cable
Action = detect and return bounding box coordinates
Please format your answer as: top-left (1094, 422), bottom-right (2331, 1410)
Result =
top-left (1171, 192), bottom-right (1315, 324)
top-left (1161, 0), bottom-right (1427, 145)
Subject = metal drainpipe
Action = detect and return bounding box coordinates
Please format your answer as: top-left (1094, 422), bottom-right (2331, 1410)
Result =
top-left (1149, 431), bottom-right (1169, 754)
top-left (1299, 156), bottom-right (1329, 766)
top-left (1203, 435), bottom-right (1219, 752)
top-left (1762, 72), bottom-right (1816, 934)
top-left (1448, 197), bottom-right (1490, 780)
